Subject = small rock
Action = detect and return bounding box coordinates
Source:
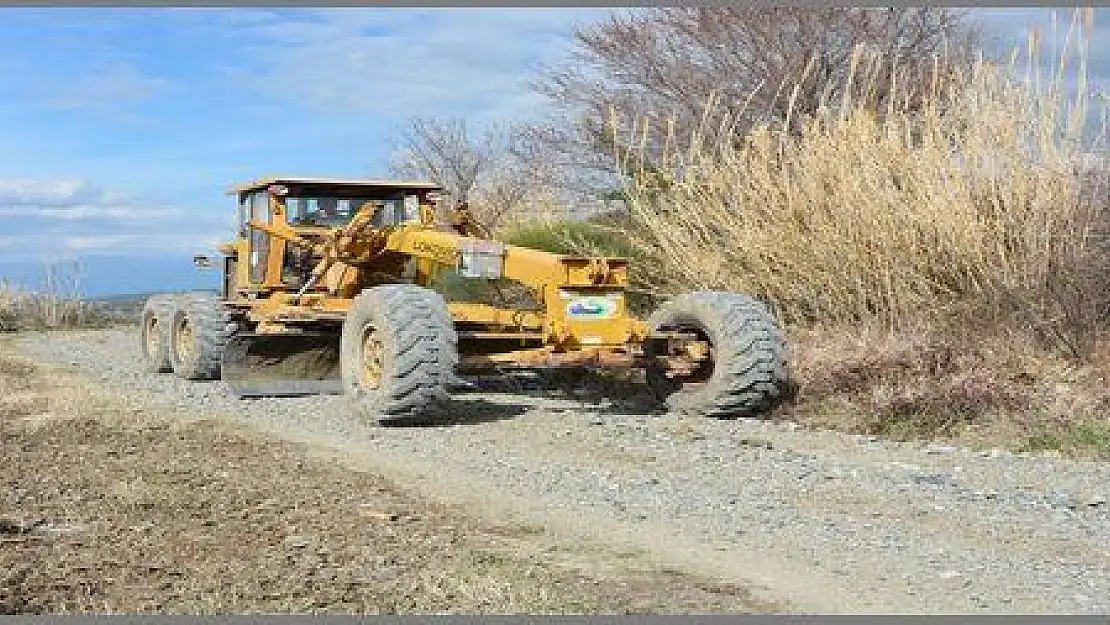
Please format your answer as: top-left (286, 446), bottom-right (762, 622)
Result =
top-left (938, 570), bottom-right (962, 580)
top-left (0, 516), bottom-right (36, 535)
top-left (36, 522), bottom-right (88, 535)
top-left (738, 437), bottom-right (773, 450)
top-left (926, 444), bottom-right (958, 455)
top-left (359, 507), bottom-right (400, 522)
top-left (1083, 495), bottom-right (1107, 508)
top-left (1048, 492), bottom-right (1077, 510)
top-left (284, 535), bottom-right (309, 549)
top-left (892, 461), bottom-right (923, 472)
top-left (913, 473), bottom-right (949, 486)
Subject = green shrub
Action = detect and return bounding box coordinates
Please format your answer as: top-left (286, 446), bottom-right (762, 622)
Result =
top-left (501, 220), bottom-right (638, 259)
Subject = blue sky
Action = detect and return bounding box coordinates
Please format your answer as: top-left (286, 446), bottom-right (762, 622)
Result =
top-left (0, 8), bottom-right (1105, 296)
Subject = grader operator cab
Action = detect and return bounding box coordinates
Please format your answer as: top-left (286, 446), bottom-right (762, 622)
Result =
top-left (140, 177), bottom-right (789, 423)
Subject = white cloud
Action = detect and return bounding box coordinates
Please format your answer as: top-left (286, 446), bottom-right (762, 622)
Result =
top-left (62, 235), bottom-right (143, 250)
top-left (228, 8), bottom-right (606, 123)
top-left (49, 65), bottom-right (171, 114)
top-left (0, 179), bottom-right (190, 221)
top-left (3, 229), bottom-right (226, 259)
top-left (57, 234), bottom-right (213, 252)
top-left (0, 232), bottom-right (220, 259)
top-left (0, 177), bottom-right (228, 261)
top-left (0, 205), bottom-right (187, 221)
top-left (0, 179), bottom-right (102, 207)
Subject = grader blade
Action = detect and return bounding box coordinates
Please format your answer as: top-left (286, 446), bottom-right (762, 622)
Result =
top-left (222, 333), bottom-right (344, 397)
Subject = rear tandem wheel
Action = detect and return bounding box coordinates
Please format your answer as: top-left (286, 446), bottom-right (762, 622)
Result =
top-left (169, 293), bottom-right (234, 381)
top-left (140, 294), bottom-right (176, 373)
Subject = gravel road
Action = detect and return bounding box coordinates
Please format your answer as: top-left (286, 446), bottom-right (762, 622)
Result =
top-left (17, 328), bottom-right (1110, 614)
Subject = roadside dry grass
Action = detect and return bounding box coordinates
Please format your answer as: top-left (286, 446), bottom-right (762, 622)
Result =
top-left (776, 324), bottom-right (1110, 459)
top-left (0, 339), bottom-right (768, 615)
top-left (0, 282), bottom-right (123, 332)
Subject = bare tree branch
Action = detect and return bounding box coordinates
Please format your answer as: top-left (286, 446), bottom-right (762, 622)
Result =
top-left (388, 117), bottom-right (558, 229)
top-left (521, 8), bottom-right (982, 199)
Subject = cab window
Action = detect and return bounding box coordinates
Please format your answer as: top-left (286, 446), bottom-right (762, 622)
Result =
top-left (287, 196), bottom-right (363, 226)
top-left (284, 193), bottom-right (423, 227)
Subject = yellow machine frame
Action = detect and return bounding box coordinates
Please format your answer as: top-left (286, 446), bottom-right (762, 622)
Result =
top-left (216, 177), bottom-right (652, 370)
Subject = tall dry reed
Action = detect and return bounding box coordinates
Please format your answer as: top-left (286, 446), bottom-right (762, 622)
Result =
top-left (618, 13), bottom-right (1109, 356)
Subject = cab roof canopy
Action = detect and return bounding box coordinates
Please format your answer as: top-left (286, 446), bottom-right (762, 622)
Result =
top-left (228, 177), bottom-right (443, 198)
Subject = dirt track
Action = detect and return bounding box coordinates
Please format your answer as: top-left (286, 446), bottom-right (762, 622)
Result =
top-left (0, 333), bottom-right (767, 614)
top-left (8, 328), bottom-right (1110, 614)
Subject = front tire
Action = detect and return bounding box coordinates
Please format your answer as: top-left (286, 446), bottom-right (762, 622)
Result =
top-left (646, 291), bottom-right (789, 419)
top-left (340, 285), bottom-right (458, 424)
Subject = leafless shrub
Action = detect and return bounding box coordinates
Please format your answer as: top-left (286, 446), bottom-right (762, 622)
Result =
top-left (388, 117), bottom-right (570, 230)
top-left (522, 8), bottom-right (980, 198)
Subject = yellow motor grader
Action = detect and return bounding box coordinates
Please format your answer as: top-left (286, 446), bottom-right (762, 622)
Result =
top-left (140, 177), bottom-right (788, 423)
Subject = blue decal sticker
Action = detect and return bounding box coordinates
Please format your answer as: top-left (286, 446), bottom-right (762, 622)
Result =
top-left (567, 297), bottom-right (617, 319)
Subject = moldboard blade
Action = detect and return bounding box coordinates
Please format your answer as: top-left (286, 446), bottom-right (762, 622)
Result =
top-left (222, 332), bottom-right (343, 398)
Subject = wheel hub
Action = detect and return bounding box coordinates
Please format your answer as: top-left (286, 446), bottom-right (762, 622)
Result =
top-left (359, 328), bottom-right (385, 390)
top-left (146, 318), bottom-right (161, 356)
top-left (665, 327), bottom-right (714, 385)
top-left (175, 318), bottom-right (195, 364)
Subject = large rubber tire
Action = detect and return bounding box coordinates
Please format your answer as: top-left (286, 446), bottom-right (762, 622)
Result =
top-left (169, 293), bottom-right (233, 381)
top-left (340, 285), bottom-right (458, 424)
top-left (646, 291), bottom-right (789, 419)
top-left (140, 295), bottom-right (176, 373)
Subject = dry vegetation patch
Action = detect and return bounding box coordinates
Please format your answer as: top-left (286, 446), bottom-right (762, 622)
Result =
top-left (777, 324), bottom-right (1110, 457)
top-left (1, 279), bottom-right (123, 332)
